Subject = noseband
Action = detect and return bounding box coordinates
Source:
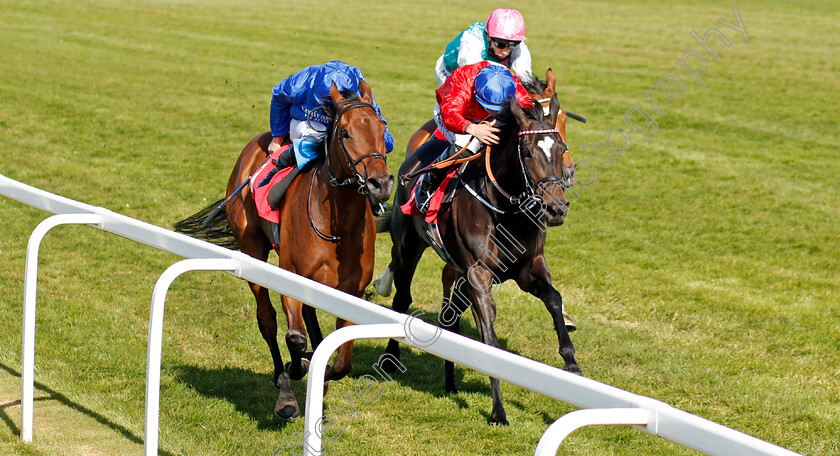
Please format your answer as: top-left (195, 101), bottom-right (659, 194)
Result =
top-left (326, 101), bottom-right (388, 194)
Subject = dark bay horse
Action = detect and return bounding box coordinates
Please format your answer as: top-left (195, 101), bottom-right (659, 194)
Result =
top-left (377, 93), bottom-right (580, 425)
top-left (387, 68), bottom-right (583, 331)
top-left (176, 82), bottom-right (393, 419)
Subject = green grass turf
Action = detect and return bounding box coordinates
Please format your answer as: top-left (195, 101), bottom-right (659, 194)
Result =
top-left (1, 0), bottom-right (838, 454)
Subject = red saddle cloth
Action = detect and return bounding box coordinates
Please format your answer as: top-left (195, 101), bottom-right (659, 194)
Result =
top-left (251, 145), bottom-right (295, 224)
top-left (400, 167), bottom-right (458, 224)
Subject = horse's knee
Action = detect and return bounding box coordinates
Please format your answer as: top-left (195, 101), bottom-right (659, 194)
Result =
top-left (285, 330), bottom-right (307, 355)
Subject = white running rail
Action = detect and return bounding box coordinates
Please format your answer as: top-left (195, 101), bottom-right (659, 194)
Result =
top-left (0, 174), bottom-right (801, 456)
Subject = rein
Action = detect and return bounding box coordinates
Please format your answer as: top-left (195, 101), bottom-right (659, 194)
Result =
top-left (402, 124), bottom-right (489, 183)
top-left (306, 170), bottom-right (340, 242)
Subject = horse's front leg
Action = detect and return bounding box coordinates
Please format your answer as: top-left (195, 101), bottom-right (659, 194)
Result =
top-left (383, 229), bottom-right (427, 372)
top-left (461, 268), bottom-right (508, 425)
top-left (302, 304), bottom-right (323, 351)
top-left (441, 265), bottom-right (461, 394)
top-left (516, 256), bottom-right (580, 374)
top-left (249, 282), bottom-right (299, 419)
top-left (325, 318), bottom-right (354, 382)
top-left (280, 295), bottom-right (310, 381)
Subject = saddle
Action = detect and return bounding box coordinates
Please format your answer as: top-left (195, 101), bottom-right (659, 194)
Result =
top-left (250, 144), bottom-right (299, 249)
top-left (400, 167), bottom-right (460, 224)
top-left (400, 136), bottom-right (484, 225)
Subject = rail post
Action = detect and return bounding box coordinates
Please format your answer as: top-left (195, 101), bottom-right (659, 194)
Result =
top-left (21, 213), bottom-right (104, 442)
top-left (144, 258), bottom-right (240, 456)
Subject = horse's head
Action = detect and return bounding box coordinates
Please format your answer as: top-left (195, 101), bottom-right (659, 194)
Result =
top-left (524, 69), bottom-right (575, 187)
top-left (322, 81), bottom-right (394, 205)
top-left (508, 93), bottom-right (570, 227)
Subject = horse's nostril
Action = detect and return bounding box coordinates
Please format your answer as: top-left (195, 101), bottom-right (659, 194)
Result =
top-left (367, 177), bottom-right (382, 190)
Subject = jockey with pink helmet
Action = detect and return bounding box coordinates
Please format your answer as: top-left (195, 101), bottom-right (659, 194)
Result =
top-left (434, 8), bottom-right (533, 86)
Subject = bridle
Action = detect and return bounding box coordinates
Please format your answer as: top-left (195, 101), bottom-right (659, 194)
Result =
top-left (478, 125), bottom-right (568, 214)
top-left (464, 91), bottom-right (584, 216)
top-left (306, 100), bottom-right (388, 242)
top-left (324, 101), bottom-right (388, 194)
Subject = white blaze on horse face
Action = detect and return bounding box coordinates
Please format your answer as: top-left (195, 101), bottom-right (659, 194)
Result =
top-left (537, 137), bottom-right (555, 160)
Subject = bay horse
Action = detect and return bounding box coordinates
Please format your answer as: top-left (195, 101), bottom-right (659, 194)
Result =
top-left (175, 81), bottom-right (393, 419)
top-left (377, 92), bottom-right (580, 425)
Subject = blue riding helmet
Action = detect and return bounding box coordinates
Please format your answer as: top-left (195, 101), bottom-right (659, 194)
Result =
top-left (315, 71), bottom-right (359, 102)
top-left (474, 64), bottom-right (516, 111)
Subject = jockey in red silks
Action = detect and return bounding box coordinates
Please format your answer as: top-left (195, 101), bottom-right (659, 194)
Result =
top-left (434, 8), bottom-right (533, 87)
top-left (415, 61), bottom-right (534, 212)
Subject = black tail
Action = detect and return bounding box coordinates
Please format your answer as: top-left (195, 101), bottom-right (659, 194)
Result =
top-left (173, 197), bottom-right (239, 250)
top-left (375, 203), bottom-right (392, 233)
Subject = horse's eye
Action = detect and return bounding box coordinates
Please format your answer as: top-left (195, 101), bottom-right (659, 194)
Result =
top-left (520, 143), bottom-right (532, 158)
top-left (341, 129), bottom-right (350, 139)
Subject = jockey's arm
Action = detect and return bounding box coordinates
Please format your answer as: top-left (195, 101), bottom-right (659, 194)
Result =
top-left (510, 41), bottom-right (534, 84)
top-left (269, 135), bottom-right (285, 153)
top-left (456, 30), bottom-right (487, 68)
top-left (269, 66), bottom-right (317, 138)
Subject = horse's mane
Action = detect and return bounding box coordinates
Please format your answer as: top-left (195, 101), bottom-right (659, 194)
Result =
top-left (488, 97), bottom-right (546, 140)
top-left (521, 72), bottom-right (548, 97)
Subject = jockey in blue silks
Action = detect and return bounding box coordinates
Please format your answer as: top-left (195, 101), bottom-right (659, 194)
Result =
top-left (267, 61), bottom-right (394, 170)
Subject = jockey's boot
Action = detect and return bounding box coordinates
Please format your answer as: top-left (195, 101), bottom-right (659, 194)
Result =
top-left (415, 168), bottom-right (446, 214)
top-left (415, 142), bottom-right (461, 213)
top-left (267, 166), bottom-right (300, 210)
top-left (258, 147), bottom-right (296, 188)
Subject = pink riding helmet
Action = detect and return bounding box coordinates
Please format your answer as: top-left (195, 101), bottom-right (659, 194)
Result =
top-left (485, 8), bottom-right (526, 42)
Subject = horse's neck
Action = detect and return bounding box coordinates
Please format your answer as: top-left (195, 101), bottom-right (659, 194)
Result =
top-left (313, 149), bottom-right (368, 222)
top-left (483, 133), bottom-right (524, 199)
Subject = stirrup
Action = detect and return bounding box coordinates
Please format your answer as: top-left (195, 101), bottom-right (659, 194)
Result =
top-left (415, 171), bottom-right (440, 214)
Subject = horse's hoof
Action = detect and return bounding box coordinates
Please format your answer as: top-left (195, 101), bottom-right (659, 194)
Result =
top-left (563, 312), bottom-right (577, 332)
top-left (274, 404), bottom-right (300, 420)
top-left (372, 270), bottom-right (393, 297)
top-left (489, 416), bottom-right (510, 426)
top-left (378, 353), bottom-right (401, 373)
top-left (563, 365), bottom-right (583, 376)
top-left (285, 358), bottom-right (311, 381)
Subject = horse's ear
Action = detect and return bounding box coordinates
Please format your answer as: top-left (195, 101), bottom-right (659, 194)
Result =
top-left (330, 82), bottom-right (345, 103)
top-left (358, 80), bottom-right (373, 103)
top-left (509, 95), bottom-right (529, 125)
top-left (548, 93), bottom-right (561, 123)
top-left (544, 68), bottom-right (556, 98)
